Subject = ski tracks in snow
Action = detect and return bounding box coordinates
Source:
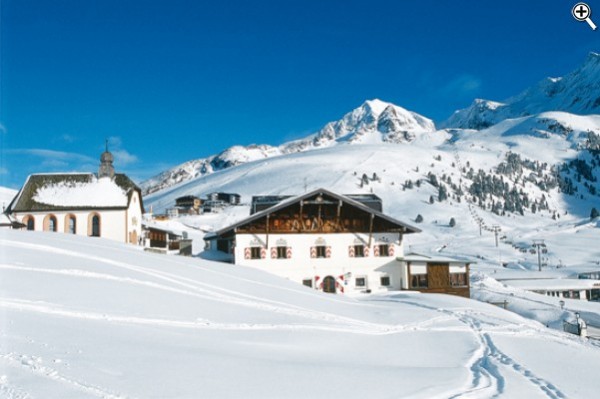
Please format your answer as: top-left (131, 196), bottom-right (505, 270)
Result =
top-left (444, 310), bottom-right (566, 399)
top-left (0, 353), bottom-right (131, 399)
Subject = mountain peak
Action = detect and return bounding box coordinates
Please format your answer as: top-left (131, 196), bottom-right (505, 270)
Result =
top-left (361, 99), bottom-right (393, 115)
top-left (442, 52), bottom-right (600, 129)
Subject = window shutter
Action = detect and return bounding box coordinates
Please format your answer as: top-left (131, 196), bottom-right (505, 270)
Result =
top-left (310, 246), bottom-right (316, 258)
top-left (389, 245), bottom-right (395, 257)
top-left (244, 247), bottom-right (251, 259)
top-left (271, 247), bottom-right (277, 259)
top-left (364, 246), bottom-right (370, 257)
top-left (260, 247), bottom-right (267, 259)
top-left (374, 245), bottom-right (380, 257)
top-left (326, 246), bottom-right (332, 258)
top-left (286, 247), bottom-right (292, 259)
top-left (348, 246), bottom-right (355, 257)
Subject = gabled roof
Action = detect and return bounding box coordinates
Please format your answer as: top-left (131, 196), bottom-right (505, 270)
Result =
top-left (6, 173), bottom-right (143, 213)
top-left (209, 188), bottom-right (420, 238)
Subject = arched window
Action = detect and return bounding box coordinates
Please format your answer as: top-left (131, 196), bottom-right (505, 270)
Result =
top-left (43, 214), bottom-right (57, 232)
top-left (65, 214), bottom-right (76, 234)
top-left (23, 215), bottom-right (35, 231)
top-left (88, 213), bottom-right (101, 237)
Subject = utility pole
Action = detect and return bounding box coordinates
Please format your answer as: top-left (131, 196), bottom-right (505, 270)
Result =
top-left (491, 225), bottom-right (501, 247)
top-left (532, 239), bottom-right (546, 272)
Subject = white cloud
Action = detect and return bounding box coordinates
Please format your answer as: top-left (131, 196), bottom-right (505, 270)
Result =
top-left (8, 149), bottom-right (96, 163)
top-left (439, 74), bottom-right (482, 98)
top-left (112, 149), bottom-right (139, 166)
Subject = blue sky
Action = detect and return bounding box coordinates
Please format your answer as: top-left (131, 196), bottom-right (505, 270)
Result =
top-left (1, 0), bottom-right (598, 188)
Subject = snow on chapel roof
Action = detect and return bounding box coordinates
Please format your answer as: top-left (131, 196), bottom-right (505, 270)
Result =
top-left (6, 173), bottom-right (141, 212)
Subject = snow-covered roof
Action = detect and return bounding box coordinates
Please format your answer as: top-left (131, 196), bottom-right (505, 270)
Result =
top-left (397, 252), bottom-right (472, 264)
top-left (6, 173), bottom-right (142, 212)
top-left (503, 278), bottom-right (600, 291)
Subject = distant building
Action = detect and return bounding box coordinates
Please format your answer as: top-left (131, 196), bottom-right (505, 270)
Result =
top-left (144, 225), bottom-right (192, 256)
top-left (207, 192), bottom-right (241, 205)
top-left (175, 195), bottom-right (202, 213)
top-left (501, 278), bottom-right (600, 302)
top-left (250, 195), bottom-right (293, 214)
top-left (5, 147), bottom-right (144, 244)
top-left (201, 192), bottom-right (241, 213)
top-left (205, 188), bottom-right (471, 296)
top-left (165, 195), bottom-right (203, 218)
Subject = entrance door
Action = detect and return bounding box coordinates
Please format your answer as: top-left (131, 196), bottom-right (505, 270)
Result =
top-left (323, 276), bottom-right (337, 294)
top-left (428, 263), bottom-right (450, 289)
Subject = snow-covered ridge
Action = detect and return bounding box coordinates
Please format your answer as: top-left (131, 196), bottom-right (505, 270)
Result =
top-left (141, 99), bottom-right (435, 195)
top-left (142, 53), bottom-right (600, 195)
top-left (442, 52), bottom-right (600, 129)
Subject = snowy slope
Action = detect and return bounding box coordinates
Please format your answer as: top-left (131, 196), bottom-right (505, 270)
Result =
top-left (141, 99), bottom-right (435, 195)
top-left (0, 186), bottom-right (17, 210)
top-left (143, 110), bottom-right (600, 298)
top-left (2, 229), bottom-right (600, 398)
top-left (442, 52), bottom-right (600, 129)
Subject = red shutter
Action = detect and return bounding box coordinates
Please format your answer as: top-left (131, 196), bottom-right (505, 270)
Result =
top-left (260, 247), bottom-right (267, 259)
top-left (326, 246), bottom-right (332, 258)
top-left (286, 247), bottom-right (292, 259)
top-left (244, 247), bottom-right (251, 259)
top-left (364, 246), bottom-right (370, 257)
top-left (348, 246), bottom-right (355, 258)
top-left (271, 247), bottom-right (277, 259)
top-left (310, 247), bottom-right (316, 258)
top-left (373, 245), bottom-right (380, 257)
top-left (389, 245), bottom-right (395, 257)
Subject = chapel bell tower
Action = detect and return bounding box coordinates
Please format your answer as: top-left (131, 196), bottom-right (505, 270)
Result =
top-left (98, 139), bottom-right (115, 179)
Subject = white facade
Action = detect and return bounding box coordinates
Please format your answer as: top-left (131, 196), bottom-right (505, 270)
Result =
top-left (12, 190), bottom-right (143, 244)
top-left (219, 232), bottom-right (403, 295)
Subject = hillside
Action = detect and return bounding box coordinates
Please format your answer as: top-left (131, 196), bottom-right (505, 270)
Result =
top-left (2, 229), bottom-right (600, 398)
top-left (141, 53), bottom-right (600, 196)
top-left (140, 99), bottom-right (435, 195)
top-left (144, 109), bottom-right (600, 275)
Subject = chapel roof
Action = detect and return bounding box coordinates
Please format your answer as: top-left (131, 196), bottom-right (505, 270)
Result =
top-left (5, 173), bottom-right (142, 213)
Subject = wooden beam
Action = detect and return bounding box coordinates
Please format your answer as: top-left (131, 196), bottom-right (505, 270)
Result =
top-left (298, 201), bottom-right (304, 232)
top-left (266, 214), bottom-right (270, 248)
top-left (336, 200), bottom-right (342, 232)
top-left (368, 213), bottom-right (374, 246)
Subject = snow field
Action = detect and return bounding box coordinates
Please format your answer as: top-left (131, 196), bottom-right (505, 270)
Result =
top-left (2, 229), bottom-right (600, 398)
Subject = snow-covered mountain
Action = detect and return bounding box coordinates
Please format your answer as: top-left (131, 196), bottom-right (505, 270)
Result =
top-left (442, 52), bottom-right (600, 129)
top-left (141, 99), bottom-right (434, 195)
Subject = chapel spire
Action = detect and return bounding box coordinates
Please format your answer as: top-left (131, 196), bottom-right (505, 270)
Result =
top-left (98, 139), bottom-right (115, 178)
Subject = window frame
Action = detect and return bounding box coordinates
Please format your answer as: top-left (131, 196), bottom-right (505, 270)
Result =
top-left (353, 245), bottom-right (365, 258)
top-left (450, 272), bottom-right (468, 287)
top-left (355, 276), bottom-right (367, 289)
top-left (411, 274), bottom-right (428, 288)
top-left (276, 246), bottom-right (288, 259)
top-left (250, 247), bottom-right (262, 259)
top-left (315, 245), bottom-right (327, 258)
top-left (380, 275), bottom-right (391, 287)
top-left (378, 244), bottom-right (390, 257)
